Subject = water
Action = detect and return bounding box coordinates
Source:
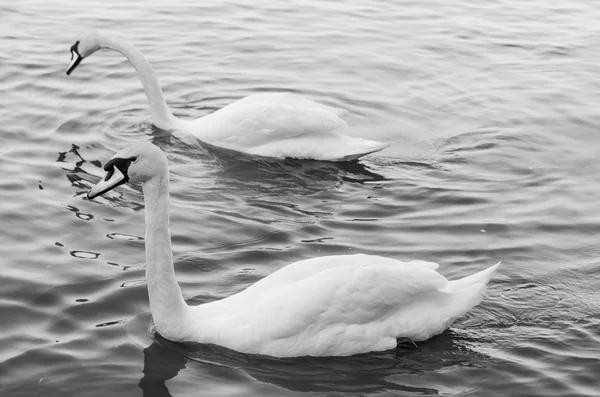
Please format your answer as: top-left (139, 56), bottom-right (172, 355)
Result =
top-left (2, 0), bottom-right (600, 395)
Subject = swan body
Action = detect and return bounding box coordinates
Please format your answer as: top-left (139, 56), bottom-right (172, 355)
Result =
top-left (67, 31), bottom-right (388, 161)
top-left (87, 142), bottom-right (501, 357)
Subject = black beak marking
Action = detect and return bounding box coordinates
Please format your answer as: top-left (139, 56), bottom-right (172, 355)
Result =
top-left (70, 41), bottom-right (79, 54)
top-left (66, 41), bottom-right (82, 75)
top-left (103, 157), bottom-right (133, 181)
top-left (104, 166), bottom-right (115, 181)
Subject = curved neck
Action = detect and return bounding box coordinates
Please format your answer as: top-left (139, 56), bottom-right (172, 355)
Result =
top-left (99, 34), bottom-right (178, 129)
top-left (142, 174), bottom-right (188, 338)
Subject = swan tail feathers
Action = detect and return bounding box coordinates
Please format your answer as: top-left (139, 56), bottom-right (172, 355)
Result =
top-left (330, 140), bottom-right (389, 162)
top-left (388, 262), bottom-right (499, 342)
top-left (443, 261), bottom-right (501, 293)
top-left (432, 262), bottom-right (501, 335)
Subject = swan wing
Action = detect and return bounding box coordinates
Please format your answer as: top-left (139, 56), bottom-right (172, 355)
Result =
top-left (186, 93), bottom-right (387, 161)
top-left (192, 93), bottom-right (347, 146)
top-left (237, 254), bottom-right (439, 297)
top-left (205, 257), bottom-right (449, 356)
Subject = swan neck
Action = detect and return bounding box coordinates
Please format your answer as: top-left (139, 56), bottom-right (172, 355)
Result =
top-left (99, 34), bottom-right (178, 129)
top-left (142, 174), bottom-right (188, 337)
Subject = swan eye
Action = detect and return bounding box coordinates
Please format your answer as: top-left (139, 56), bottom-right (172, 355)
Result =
top-left (130, 156), bottom-right (138, 162)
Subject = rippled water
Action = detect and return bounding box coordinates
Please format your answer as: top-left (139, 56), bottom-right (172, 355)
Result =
top-left (2, 0), bottom-right (600, 396)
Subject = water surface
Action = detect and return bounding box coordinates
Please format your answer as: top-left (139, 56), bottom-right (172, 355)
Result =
top-left (2, 0), bottom-right (600, 396)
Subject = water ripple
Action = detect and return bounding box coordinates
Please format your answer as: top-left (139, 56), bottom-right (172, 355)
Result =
top-left (2, 0), bottom-right (600, 396)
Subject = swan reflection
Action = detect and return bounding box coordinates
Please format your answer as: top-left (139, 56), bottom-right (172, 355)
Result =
top-left (139, 330), bottom-right (489, 396)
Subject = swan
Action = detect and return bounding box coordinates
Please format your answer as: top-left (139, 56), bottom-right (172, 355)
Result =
top-left (66, 31), bottom-right (388, 161)
top-left (87, 141), bottom-right (501, 357)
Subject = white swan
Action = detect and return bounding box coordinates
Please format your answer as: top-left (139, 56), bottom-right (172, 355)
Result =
top-left (66, 31), bottom-right (388, 161)
top-left (87, 142), bottom-right (500, 357)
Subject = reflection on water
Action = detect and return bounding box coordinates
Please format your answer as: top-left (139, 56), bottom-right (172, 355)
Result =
top-left (65, 127), bottom-right (387, 202)
top-left (140, 341), bottom-right (186, 397)
top-left (139, 330), bottom-right (488, 396)
top-left (3, 0), bottom-right (600, 396)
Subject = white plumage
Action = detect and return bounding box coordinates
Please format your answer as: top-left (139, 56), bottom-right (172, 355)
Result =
top-left (88, 142), bottom-right (501, 357)
top-left (67, 31), bottom-right (388, 161)
top-left (182, 254), bottom-right (500, 357)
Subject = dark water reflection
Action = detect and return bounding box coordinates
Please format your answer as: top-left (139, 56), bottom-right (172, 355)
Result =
top-left (68, 126), bottom-right (387, 203)
top-left (140, 330), bottom-right (487, 396)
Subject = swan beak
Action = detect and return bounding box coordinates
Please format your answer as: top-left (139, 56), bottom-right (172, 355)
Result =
top-left (66, 50), bottom-right (82, 75)
top-left (87, 166), bottom-right (127, 200)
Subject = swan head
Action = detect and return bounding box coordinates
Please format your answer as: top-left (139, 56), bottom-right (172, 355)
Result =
top-left (87, 142), bottom-right (168, 200)
top-left (66, 31), bottom-right (103, 75)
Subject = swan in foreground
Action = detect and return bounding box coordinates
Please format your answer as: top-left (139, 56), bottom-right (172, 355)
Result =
top-left (66, 31), bottom-right (388, 161)
top-left (87, 142), bottom-right (500, 357)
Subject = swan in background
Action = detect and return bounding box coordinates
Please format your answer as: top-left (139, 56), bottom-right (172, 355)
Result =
top-left (66, 31), bottom-right (388, 161)
top-left (87, 141), bottom-right (501, 357)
